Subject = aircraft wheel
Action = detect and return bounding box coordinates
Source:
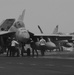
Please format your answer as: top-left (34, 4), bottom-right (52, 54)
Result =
top-left (27, 48), bottom-right (30, 56)
top-left (61, 46), bottom-right (63, 51)
top-left (0, 47), bottom-right (4, 54)
top-left (50, 50), bottom-right (51, 52)
top-left (41, 50), bottom-right (45, 56)
top-left (59, 47), bottom-right (61, 51)
top-left (16, 49), bottom-right (19, 57)
top-left (21, 50), bottom-right (24, 56)
top-left (35, 49), bottom-right (38, 56)
top-left (12, 51), bottom-right (15, 57)
top-left (32, 48), bottom-right (34, 56)
top-left (6, 50), bottom-right (9, 56)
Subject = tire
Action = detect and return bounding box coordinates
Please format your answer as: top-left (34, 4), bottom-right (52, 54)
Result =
top-left (27, 48), bottom-right (30, 56)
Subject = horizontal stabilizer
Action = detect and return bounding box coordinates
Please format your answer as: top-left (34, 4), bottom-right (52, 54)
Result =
top-left (0, 19), bottom-right (15, 31)
top-left (0, 31), bottom-right (15, 36)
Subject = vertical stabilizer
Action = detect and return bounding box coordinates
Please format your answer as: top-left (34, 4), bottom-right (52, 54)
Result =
top-left (38, 25), bottom-right (43, 34)
top-left (13, 9), bottom-right (26, 29)
top-left (18, 9), bottom-right (26, 22)
top-left (53, 25), bottom-right (58, 34)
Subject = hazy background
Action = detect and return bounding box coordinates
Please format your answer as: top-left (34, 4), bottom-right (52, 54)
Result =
top-left (0, 0), bottom-right (74, 34)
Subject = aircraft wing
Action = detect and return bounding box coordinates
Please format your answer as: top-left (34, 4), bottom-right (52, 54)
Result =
top-left (0, 31), bottom-right (15, 36)
top-left (33, 34), bottom-right (58, 42)
top-left (37, 25), bottom-right (72, 41)
top-left (34, 34), bottom-right (58, 37)
top-left (34, 34), bottom-right (72, 41)
top-left (0, 19), bottom-right (15, 31)
top-left (57, 35), bottom-right (72, 40)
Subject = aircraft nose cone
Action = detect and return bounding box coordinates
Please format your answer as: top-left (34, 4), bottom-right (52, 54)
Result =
top-left (21, 31), bottom-right (30, 39)
top-left (46, 41), bottom-right (56, 49)
top-left (16, 28), bottom-right (30, 43)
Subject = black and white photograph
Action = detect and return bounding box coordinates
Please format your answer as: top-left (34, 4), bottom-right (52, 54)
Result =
top-left (0, 0), bottom-right (74, 75)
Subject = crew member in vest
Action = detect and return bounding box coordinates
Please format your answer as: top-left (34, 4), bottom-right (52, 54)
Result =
top-left (11, 37), bottom-right (19, 56)
top-left (39, 37), bottom-right (46, 56)
top-left (6, 37), bottom-right (12, 56)
top-left (30, 38), bottom-right (38, 57)
top-left (30, 38), bottom-right (35, 56)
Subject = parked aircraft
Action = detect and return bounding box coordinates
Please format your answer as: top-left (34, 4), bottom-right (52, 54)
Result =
top-left (30, 25), bottom-right (59, 56)
top-left (9, 9), bottom-right (34, 43)
top-left (9, 9), bottom-right (34, 56)
top-left (0, 9), bottom-right (73, 56)
top-left (0, 19), bottom-right (15, 53)
top-left (34, 25), bottom-right (73, 53)
top-left (50, 25), bottom-right (73, 49)
top-left (53, 25), bottom-right (73, 48)
top-left (37, 25), bottom-right (57, 50)
top-left (0, 9), bottom-right (34, 56)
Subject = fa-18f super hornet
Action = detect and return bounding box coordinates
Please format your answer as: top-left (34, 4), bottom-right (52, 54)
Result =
top-left (32, 25), bottom-right (73, 55)
top-left (0, 9), bottom-right (34, 56)
top-left (0, 9), bottom-right (73, 56)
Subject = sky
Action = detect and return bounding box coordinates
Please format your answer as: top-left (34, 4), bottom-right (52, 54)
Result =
top-left (0, 0), bottom-right (74, 34)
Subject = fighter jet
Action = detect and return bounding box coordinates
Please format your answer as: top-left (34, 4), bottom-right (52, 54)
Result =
top-left (8, 9), bottom-right (34, 56)
top-left (37, 25), bottom-right (57, 50)
top-left (0, 9), bottom-right (34, 55)
top-left (0, 18), bottom-right (15, 53)
top-left (53, 25), bottom-right (73, 48)
top-left (9, 9), bottom-right (34, 43)
top-left (0, 9), bottom-right (72, 56)
top-left (34, 25), bottom-right (72, 54)
top-left (30, 25), bottom-right (58, 56)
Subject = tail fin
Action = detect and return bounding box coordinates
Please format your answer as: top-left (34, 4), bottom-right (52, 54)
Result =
top-left (17, 9), bottom-right (26, 22)
top-left (52, 25), bottom-right (58, 34)
top-left (38, 25), bottom-right (43, 34)
top-left (0, 19), bottom-right (15, 31)
top-left (13, 9), bottom-right (26, 29)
